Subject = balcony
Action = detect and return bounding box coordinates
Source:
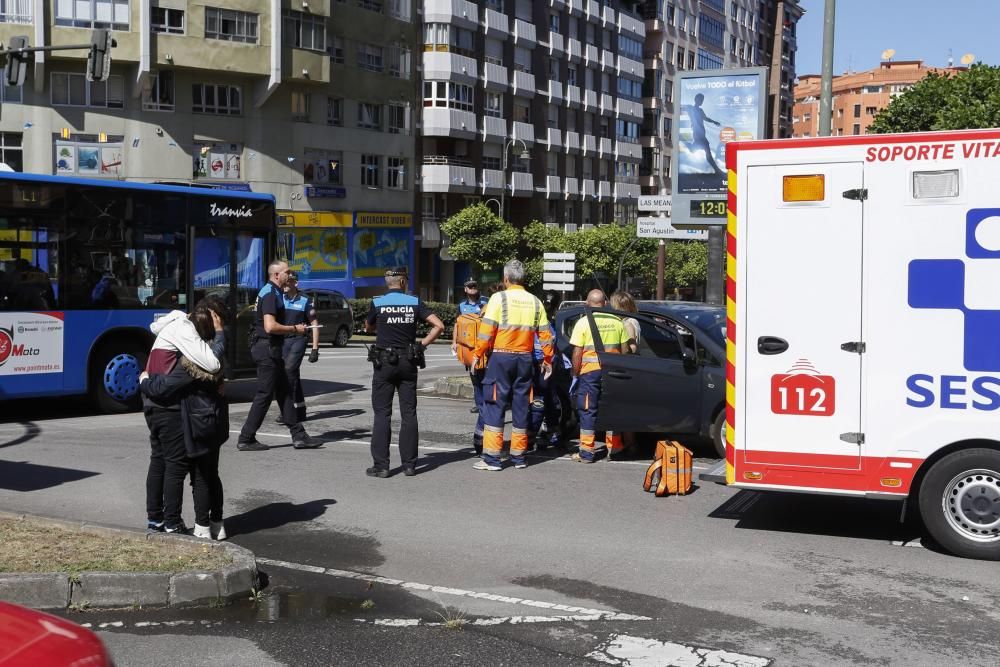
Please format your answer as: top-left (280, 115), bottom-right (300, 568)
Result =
top-left (586, 0), bottom-right (600, 23)
top-left (482, 115), bottom-right (507, 143)
top-left (617, 54), bottom-right (644, 78)
top-left (615, 139), bottom-right (642, 161)
top-left (601, 4), bottom-right (615, 27)
top-left (549, 0), bottom-right (565, 7)
top-left (616, 98), bottom-right (644, 119)
top-left (567, 0), bottom-right (583, 16)
top-left (422, 108), bottom-right (478, 139)
top-left (640, 174), bottom-right (659, 189)
top-left (618, 11), bottom-right (646, 39)
top-left (644, 53), bottom-right (663, 71)
top-left (601, 49), bottom-right (615, 72)
top-left (585, 44), bottom-right (600, 67)
top-left (565, 84), bottom-right (581, 108)
top-left (598, 179), bottom-right (612, 200)
top-left (614, 182), bottom-right (641, 201)
top-left (545, 127), bottom-right (562, 150)
top-left (598, 137), bottom-right (613, 157)
top-left (511, 69), bottom-right (536, 97)
top-left (513, 19), bottom-right (536, 46)
top-left (483, 62), bottom-right (509, 91)
top-left (583, 89), bottom-right (598, 111)
top-left (483, 8), bottom-right (509, 36)
top-left (422, 157), bottom-right (476, 193)
top-left (564, 131), bottom-right (580, 153)
top-left (642, 96), bottom-right (660, 110)
top-left (546, 31), bottom-right (564, 55)
top-left (511, 121), bottom-right (535, 144)
top-left (600, 93), bottom-right (614, 116)
top-left (510, 171), bottom-right (534, 197)
top-left (423, 0), bottom-right (478, 29)
top-left (564, 177), bottom-right (579, 198)
top-left (543, 175), bottom-right (561, 199)
top-left (645, 16), bottom-right (664, 34)
top-left (581, 179), bottom-right (595, 198)
top-left (423, 52), bottom-right (477, 85)
top-left (481, 168), bottom-right (504, 194)
top-left (566, 38), bottom-right (582, 62)
top-left (640, 134), bottom-right (662, 148)
top-left (582, 134), bottom-right (597, 155)
top-left (543, 79), bottom-right (563, 103)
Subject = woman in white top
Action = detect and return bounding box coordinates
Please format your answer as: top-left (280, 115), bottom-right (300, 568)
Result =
top-left (610, 291), bottom-right (640, 354)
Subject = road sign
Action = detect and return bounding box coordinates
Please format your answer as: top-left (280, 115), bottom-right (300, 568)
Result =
top-left (638, 195), bottom-right (672, 213)
top-left (543, 282), bottom-right (575, 291)
top-left (543, 252), bottom-right (576, 260)
top-left (637, 216), bottom-right (708, 240)
top-left (543, 261), bottom-right (575, 272)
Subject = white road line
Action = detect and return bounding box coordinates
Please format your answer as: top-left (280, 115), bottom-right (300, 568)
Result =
top-left (587, 634), bottom-right (771, 667)
top-left (355, 613), bottom-right (652, 628)
top-left (255, 556), bottom-right (651, 620)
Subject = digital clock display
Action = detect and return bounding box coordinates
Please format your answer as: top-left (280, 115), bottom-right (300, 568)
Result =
top-left (689, 199), bottom-right (727, 218)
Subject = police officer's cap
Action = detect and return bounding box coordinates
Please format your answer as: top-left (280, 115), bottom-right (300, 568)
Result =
top-left (464, 278), bottom-right (478, 288)
top-left (385, 266), bottom-right (408, 278)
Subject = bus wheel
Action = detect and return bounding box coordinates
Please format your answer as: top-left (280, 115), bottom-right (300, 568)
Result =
top-left (91, 342), bottom-right (146, 413)
top-left (918, 448), bottom-right (1000, 560)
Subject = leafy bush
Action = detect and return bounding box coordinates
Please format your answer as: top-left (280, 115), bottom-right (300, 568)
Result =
top-left (349, 298), bottom-right (459, 339)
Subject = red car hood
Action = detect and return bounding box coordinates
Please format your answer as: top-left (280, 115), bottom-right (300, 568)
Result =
top-left (0, 602), bottom-right (110, 666)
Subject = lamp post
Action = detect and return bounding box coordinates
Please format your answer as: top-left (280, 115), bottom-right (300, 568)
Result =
top-left (501, 138), bottom-right (530, 223)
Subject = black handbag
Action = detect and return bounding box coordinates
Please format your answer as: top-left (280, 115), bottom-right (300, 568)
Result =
top-left (181, 394), bottom-right (229, 458)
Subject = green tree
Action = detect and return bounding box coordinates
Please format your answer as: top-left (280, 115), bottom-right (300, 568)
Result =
top-left (663, 240), bottom-right (708, 290)
top-left (520, 220), bottom-right (568, 286)
top-left (440, 203), bottom-right (519, 274)
top-left (869, 64), bottom-right (1000, 134)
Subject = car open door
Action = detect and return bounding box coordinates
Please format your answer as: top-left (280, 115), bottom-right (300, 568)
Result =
top-left (591, 312), bottom-right (703, 434)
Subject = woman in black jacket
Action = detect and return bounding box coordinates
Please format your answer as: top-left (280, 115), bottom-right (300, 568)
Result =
top-left (141, 296), bottom-right (230, 540)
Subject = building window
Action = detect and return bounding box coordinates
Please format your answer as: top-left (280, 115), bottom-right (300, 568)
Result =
top-left (549, 12), bottom-right (559, 35)
top-left (303, 148), bottom-right (342, 185)
top-left (388, 45), bottom-right (411, 79)
top-left (423, 23), bottom-right (474, 57)
top-left (357, 102), bottom-right (382, 130)
top-left (483, 156), bottom-right (501, 170)
top-left (676, 45), bottom-right (685, 69)
top-left (327, 97), bottom-right (343, 126)
top-left (853, 123), bottom-right (861, 135)
top-left (866, 106), bottom-right (877, 116)
top-left (697, 49), bottom-right (723, 70)
top-left (142, 70), bottom-right (174, 111)
top-left (687, 50), bottom-right (695, 70)
top-left (0, 0), bottom-right (31, 23)
top-left (388, 102), bottom-right (408, 134)
top-left (2, 82), bottom-right (21, 103)
top-left (361, 154), bottom-right (380, 187)
top-left (291, 92), bottom-right (310, 122)
top-left (51, 72), bottom-right (124, 108)
top-left (329, 36), bottom-right (345, 64)
top-left (618, 35), bottom-right (642, 60)
top-left (151, 6), bottom-right (184, 34)
top-left (0, 132), bottom-right (22, 171)
top-left (513, 100), bottom-right (530, 123)
top-left (484, 91), bottom-right (502, 118)
top-left (357, 0), bottom-right (383, 14)
top-left (282, 10), bottom-right (326, 52)
top-left (55, 0), bottom-right (128, 29)
top-left (617, 77), bottom-right (642, 102)
top-left (192, 83), bottom-right (241, 115)
top-left (193, 141), bottom-right (242, 180)
top-left (204, 7), bottom-right (258, 43)
top-left (853, 103), bottom-right (861, 118)
top-left (387, 157), bottom-right (406, 190)
top-left (357, 43), bottom-right (384, 73)
top-left (388, 0), bottom-right (410, 21)
top-left (422, 81), bottom-right (473, 112)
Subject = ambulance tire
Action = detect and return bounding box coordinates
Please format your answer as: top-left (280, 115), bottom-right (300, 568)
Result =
top-left (710, 411), bottom-right (726, 459)
top-left (918, 448), bottom-right (1000, 561)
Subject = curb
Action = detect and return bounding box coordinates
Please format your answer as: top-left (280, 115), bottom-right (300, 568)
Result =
top-left (433, 375), bottom-right (474, 400)
top-left (0, 511), bottom-right (258, 610)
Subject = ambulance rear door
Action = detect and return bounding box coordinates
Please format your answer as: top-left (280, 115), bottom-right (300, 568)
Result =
top-left (743, 162), bottom-right (865, 471)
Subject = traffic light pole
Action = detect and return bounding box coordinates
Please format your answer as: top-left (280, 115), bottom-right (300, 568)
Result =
top-left (2, 29), bottom-right (116, 87)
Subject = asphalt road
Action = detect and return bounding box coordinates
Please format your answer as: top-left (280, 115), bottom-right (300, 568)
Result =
top-left (2, 342), bottom-right (999, 666)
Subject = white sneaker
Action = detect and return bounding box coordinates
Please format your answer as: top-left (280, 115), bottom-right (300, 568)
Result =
top-left (210, 520), bottom-right (227, 541)
top-left (192, 523), bottom-right (212, 539)
top-left (514, 461), bottom-right (527, 469)
top-left (473, 460), bottom-right (502, 471)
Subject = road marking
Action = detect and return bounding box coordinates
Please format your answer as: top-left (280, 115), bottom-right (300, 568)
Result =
top-left (890, 539), bottom-right (925, 549)
top-left (255, 556), bottom-right (651, 620)
top-left (354, 613), bottom-right (652, 628)
top-left (587, 634), bottom-right (771, 667)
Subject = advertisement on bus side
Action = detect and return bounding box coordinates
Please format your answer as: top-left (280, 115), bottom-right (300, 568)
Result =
top-left (0, 312), bottom-right (64, 375)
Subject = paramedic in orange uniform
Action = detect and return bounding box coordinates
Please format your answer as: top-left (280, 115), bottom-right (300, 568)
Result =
top-left (452, 278), bottom-right (490, 453)
top-left (471, 260), bottom-right (553, 471)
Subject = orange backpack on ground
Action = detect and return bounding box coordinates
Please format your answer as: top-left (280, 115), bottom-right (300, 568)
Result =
top-left (643, 440), bottom-right (693, 496)
top-left (454, 313), bottom-right (486, 370)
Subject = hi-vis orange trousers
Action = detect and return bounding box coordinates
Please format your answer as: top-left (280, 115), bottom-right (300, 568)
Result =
top-left (576, 370), bottom-right (623, 461)
top-left (480, 352), bottom-right (533, 467)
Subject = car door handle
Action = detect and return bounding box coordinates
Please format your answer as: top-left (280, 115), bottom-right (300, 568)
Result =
top-left (607, 371), bottom-right (631, 380)
top-left (757, 336), bottom-right (789, 355)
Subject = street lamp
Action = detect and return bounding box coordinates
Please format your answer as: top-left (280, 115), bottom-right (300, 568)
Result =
top-left (501, 138), bottom-right (530, 223)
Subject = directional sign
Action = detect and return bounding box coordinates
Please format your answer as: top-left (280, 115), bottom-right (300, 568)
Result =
top-left (637, 216), bottom-right (708, 240)
top-left (542, 252), bottom-right (575, 292)
top-left (543, 261), bottom-right (575, 272)
top-left (638, 195), bottom-right (672, 212)
top-left (543, 252), bottom-right (576, 260)
top-left (543, 282), bottom-right (575, 291)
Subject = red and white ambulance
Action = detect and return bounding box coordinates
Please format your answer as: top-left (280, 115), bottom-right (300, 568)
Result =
top-left (725, 129), bottom-right (1000, 560)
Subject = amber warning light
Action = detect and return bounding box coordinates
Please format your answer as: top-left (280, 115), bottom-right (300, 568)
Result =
top-left (782, 174), bottom-right (825, 202)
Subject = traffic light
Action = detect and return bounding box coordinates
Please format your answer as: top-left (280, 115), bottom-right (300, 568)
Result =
top-left (4, 36), bottom-right (29, 88)
top-left (86, 29), bottom-right (114, 83)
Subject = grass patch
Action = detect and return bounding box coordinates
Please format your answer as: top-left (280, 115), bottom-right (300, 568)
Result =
top-left (0, 518), bottom-right (231, 575)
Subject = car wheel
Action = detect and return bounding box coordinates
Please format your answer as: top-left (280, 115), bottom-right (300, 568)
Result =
top-left (90, 340), bottom-right (146, 414)
top-left (918, 448), bottom-right (1000, 560)
top-left (334, 326), bottom-right (350, 347)
top-left (710, 410), bottom-right (726, 459)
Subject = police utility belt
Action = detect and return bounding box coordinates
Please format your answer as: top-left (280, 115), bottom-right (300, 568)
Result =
top-left (368, 344), bottom-right (425, 369)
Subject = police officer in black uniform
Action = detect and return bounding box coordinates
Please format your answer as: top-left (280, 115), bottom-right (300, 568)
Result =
top-left (237, 260), bottom-right (323, 451)
top-left (276, 271), bottom-right (319, 424)
top-left (365, 266), bottom-right (444, 478)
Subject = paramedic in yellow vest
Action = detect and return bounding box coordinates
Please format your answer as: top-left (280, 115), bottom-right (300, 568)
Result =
top-left (451, 278), bottom-right (489, 453)
top-left (471, 260), bottom-right (554, 471)
top-left (569, 289), bottom-right (629, 463)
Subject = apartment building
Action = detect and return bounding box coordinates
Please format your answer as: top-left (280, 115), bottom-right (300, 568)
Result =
top-left (793, 60), bottom-right (960, 138)
top-left (418, 0), bottom-right (646, 243)
top-left (0, 0), bottom-right (419, 297)
top-left (638, 0), bottom-right (802, 196)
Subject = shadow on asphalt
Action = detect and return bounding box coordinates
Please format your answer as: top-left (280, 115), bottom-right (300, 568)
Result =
top-left (225, 379), bottom-right (367, 405)
top-left (226, 498), bottom-right (337, 538)
top-left (0, 421), bottom-right (42, 449)
top-left (0, 460), bottom-right (100, 492)
top-left (305, 408), bottom-right (366, 421)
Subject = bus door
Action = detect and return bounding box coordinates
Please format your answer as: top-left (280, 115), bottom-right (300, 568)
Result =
top-left (190, 227), bottom-right (267, 375)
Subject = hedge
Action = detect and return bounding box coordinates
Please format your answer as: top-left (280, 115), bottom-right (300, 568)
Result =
top-left (349, 298), bottom-right (459, 339)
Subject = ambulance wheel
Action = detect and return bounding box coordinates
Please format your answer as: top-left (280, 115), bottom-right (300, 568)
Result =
top-left (334, 326), bottom-right (350, 347)
top-left (90, 340), bottom-right (146, 414)
top-left (710, 411), bottom-right (726, 459)
top-left (918, 448), bottom-right (1000, 561)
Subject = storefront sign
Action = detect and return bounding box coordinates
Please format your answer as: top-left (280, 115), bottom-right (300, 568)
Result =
top-left (305, 186), bottom-right (346, 199)
top-left (356, 212), bottom-right (412, 228)
top-left (279, 211), bottom-right (352, 227)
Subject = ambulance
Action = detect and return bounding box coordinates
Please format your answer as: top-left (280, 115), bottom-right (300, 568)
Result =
top-left (725, 129), bottom-right (1000, 560)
